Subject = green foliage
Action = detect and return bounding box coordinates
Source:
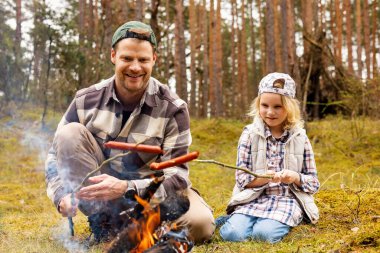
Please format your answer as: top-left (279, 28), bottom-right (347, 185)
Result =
top-left (340, 77), bottom-right (380, 118)
top-left (0, 113), bottom-right (379, 252)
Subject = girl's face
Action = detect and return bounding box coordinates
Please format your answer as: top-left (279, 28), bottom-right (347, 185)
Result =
top-left (259, 93), bottom-right (288, 133)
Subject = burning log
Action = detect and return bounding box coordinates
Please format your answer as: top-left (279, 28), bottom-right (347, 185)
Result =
top-left (144, 230), bottom-right (193, 253)
top-left (107, 190), bottom-right (191, 253)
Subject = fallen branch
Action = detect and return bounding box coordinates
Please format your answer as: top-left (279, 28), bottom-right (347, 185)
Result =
top-left (194, 159), bottom-right (273, 178)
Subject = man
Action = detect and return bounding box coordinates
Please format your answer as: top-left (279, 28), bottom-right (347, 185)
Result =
top-left (45, 21), bottom-right (215, 244)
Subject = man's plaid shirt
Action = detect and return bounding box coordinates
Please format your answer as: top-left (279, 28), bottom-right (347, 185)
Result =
top-left (233, 125), bottom-right (319, 227)
top-left (45, 76), bottom-right (192, 207)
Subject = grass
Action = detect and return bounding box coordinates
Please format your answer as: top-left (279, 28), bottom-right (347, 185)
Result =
top-left (0, 111), bottom-right (379, 252)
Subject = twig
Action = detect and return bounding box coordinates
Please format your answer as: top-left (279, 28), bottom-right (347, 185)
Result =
top-left (194, 159), bottom-right (273, 178)
top-left (320, 172), bottom-right (341, 190)
top-left (73, 151), bottom-right (132, 193)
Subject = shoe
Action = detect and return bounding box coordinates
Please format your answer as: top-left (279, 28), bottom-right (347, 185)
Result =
top-left (215, 215), bottom-right (229, 228)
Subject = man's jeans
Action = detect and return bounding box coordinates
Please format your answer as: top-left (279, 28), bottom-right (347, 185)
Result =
top-left (219, 213), bottom-right (290, 243)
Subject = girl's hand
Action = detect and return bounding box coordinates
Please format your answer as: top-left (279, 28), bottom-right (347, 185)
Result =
top-left (246, 170), bottom-right (276, 188)
top-left (273, 169), bottom-right (301, 186)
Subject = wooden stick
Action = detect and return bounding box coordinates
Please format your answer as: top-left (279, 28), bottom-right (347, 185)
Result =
top-left (194, 159), bottom-right (273, 178)
top-left (73, 151), bottom-right (132, 193)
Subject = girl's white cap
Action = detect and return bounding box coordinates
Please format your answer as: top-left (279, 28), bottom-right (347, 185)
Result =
top-left (258, 72), bottom-right (296, 98)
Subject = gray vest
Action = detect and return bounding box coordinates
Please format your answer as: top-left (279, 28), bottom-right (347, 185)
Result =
top-left (227, 117), bottom-right (319, 224)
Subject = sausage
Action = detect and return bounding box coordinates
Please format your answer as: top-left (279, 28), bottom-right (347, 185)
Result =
top-left (149, 151), bottom-right (200, 170)
top-left (104, 141), bottom-right (163, 154)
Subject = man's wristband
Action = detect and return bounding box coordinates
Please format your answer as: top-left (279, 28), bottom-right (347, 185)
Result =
top-left (124, 180), bottom-right (136, 198)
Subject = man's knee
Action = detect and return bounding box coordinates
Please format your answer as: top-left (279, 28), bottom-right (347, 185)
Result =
top-left (187, 212), bottom-right (215, 243)
top-left (55, 122), bottom-right (86, 143)
top-left (177, 189), bottom-right (215, 243)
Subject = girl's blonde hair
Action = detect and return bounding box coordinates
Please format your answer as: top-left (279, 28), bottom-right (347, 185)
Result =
top-left (247, 94), bottom-right (304, 130)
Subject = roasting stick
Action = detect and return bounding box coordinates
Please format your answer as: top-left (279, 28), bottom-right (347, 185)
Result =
top-left (149, 153), bottom-right (273, 179)
top-left (193, 159), bottom-right (274, 178)
top-left (67, 140), bottom-right (163, 237)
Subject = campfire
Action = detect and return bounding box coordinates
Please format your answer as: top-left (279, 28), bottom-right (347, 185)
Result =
top-left (69, 142), bottom-right (202, 252)
top-left (106, 176), bottom-right (193, 253)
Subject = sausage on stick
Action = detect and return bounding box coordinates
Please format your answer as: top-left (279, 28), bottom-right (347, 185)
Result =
top-left (150, 151), bottom-right (200, 170)
top-left (104, 141), bottom-right (163, 154)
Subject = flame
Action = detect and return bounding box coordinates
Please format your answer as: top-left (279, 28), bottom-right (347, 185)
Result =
top-left (130, 195), bottom-right (161, 253)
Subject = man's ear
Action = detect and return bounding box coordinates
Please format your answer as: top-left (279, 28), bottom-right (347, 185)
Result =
top-left (152, 52), bottom-right (157, 66)
top-left (110, 48), bottom-right (116, 65)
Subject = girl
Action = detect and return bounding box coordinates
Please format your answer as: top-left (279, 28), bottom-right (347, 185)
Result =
top-left (218, 72), bottom-right (319, 243)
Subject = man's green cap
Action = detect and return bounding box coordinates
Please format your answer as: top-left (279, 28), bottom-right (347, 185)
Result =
top-left (111, 21), bottom-right (157, 49)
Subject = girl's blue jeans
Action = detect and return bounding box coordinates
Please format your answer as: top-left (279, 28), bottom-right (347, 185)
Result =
top-left (219, 213), bottom-right (290, 243)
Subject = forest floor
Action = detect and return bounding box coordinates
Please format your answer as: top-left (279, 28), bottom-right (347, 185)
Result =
top-left (0, 109), bottom-right (379, 253)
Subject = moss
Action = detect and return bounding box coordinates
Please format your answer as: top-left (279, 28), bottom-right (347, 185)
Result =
top-left (1, 114), bottom-right (379, 252)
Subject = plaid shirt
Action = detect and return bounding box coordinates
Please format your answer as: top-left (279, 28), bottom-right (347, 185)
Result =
top-left (233, 125), bottom-right (319, 227)
top-left (45, 76), bottom-right (192, 207)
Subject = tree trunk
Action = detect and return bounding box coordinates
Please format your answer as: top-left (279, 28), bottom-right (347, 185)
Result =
top-left (280, 0), bottom-right (288, 74)
top-left (189, 0), bottom-right (197, 116)
top-left (335, 0), bottom-right (342, 65)
top-left (302, 0), bottom-right (313, 60)
top-left (265, 0), bottom-right (275, 73)
top-left (135, 0), bottom-right (144, 21)
top-left (257, 0), bottom-right (266, 76)
top-left (88, 0), bottom-right (95, 46)
top-left (231, 0), bottom-right (237, 112)
top-left (32, 0), bottom-right (42, 97)
top-left (286, 0), bottom-right (301, 100)
top-left (15, 0), bottom-right (22, 60)
top-left (301, 0), bottom-right (312, 119)
top-left (208, 0), bottom-right (215, 115)
top-left (355, 0), bottom-right (362, 78)
top-left (78, 0), bottom-right (86, 88)
top-left (344, 0), bottom-right (354, 73)
top-left (249, 0), bottom-right (257, 96)
top-left (41, 29), bottom-right (53, 128)
top-left (164, 0), bottom-right (171, 81)
top-left (150, 0), bottom-right (161, 45)
top-left (174, 0), bottom-right (187, 103)
top-left (372, 0), bottom-right (378, 77)
top-left (200, 0), bottom-right (209, 117)
top-left (362, 0), bottom-right (371, 78)
top-left (214, 0), bottom-right (223, 116)
top-left (240, 0), bottom-right (248, 111)
top-left (14, 0), bottom-right (22, 100)
top-left (101, 0), bottom-right (113, 74)
top-left (273, 0), bottom-right (282, 71)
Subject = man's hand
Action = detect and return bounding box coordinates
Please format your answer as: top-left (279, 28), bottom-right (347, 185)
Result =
top-left (58, 194), bottom-right (79, 217)
top-left (76, 174), bottom-right (128, 201)
top-left (272, 169), bottom-right (301, 186)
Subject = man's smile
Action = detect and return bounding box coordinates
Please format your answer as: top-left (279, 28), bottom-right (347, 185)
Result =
top-left (126, 73), bottom-right (144, 78)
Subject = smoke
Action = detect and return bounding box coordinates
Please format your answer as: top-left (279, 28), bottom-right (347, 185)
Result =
top-left (52, 220), bottom-right (88, 253)
top-left (21, 128), bottom-right (50, 163)
top-left (15, 120), bottom-right (89, 251)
